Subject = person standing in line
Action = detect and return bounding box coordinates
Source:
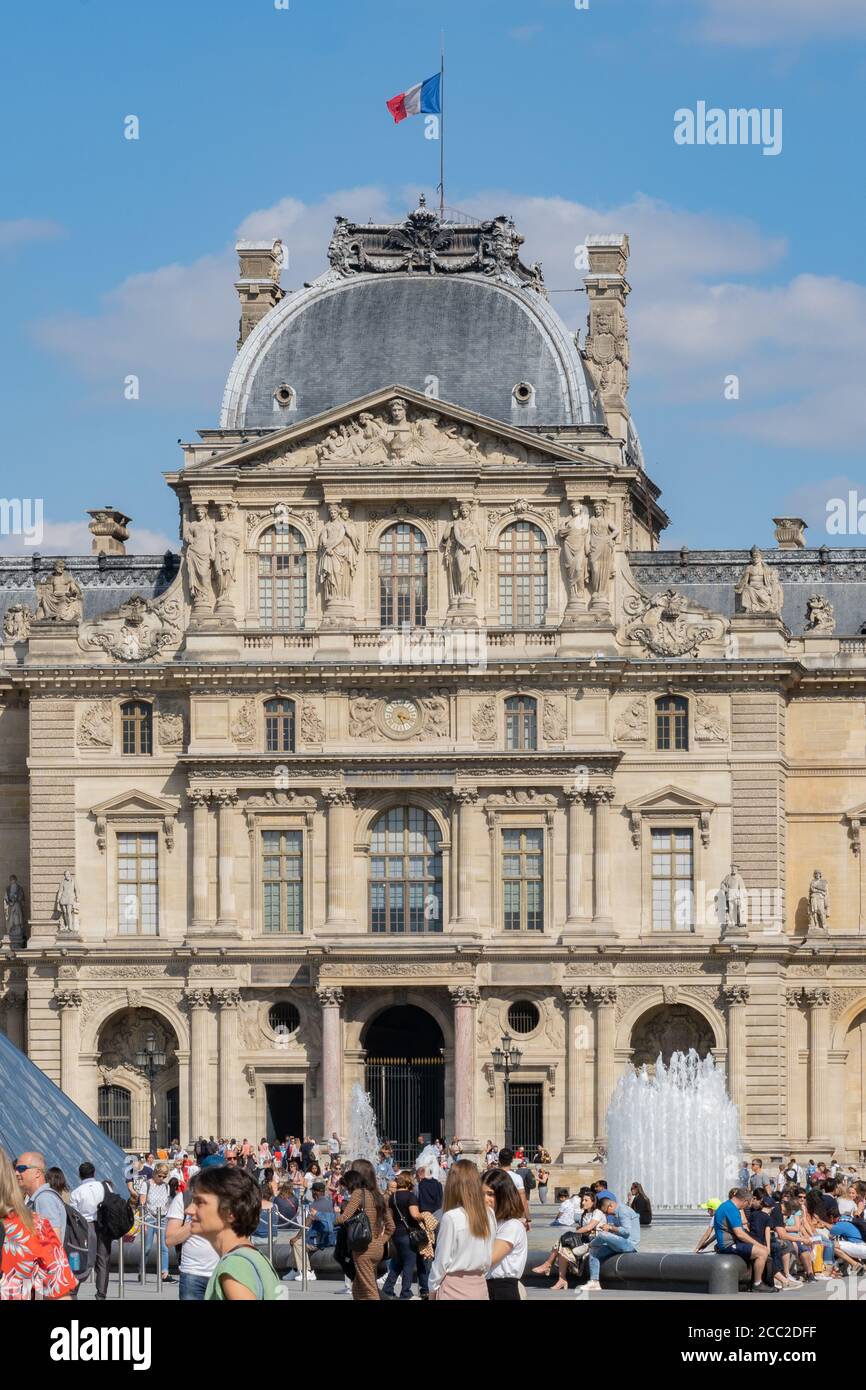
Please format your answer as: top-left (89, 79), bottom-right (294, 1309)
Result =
top-left (428, 1159), bottom-right (496, 1301)
top-left (70, 1162), bottom-right (108, 1296)
top-left (482, 1168), bottom-right (528, 1301)
top-left (334, 1160), bottom-right (395, 1301)
top-left (15, 1151), bottom-right (67, 1243)
top-left (381, 1171), bottom-right (424, 1301)
top-left (416, 1162), bottom-right (444, 1218)
top-left (165, 1176), bottom-right (219, 1300)
top-left (136, 1160), bottom-right (175, 1284)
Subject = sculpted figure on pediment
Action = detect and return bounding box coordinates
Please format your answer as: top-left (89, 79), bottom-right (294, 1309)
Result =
top-left (349, 693), bottom-right (378, 739)
top-left (441, 503), bottom-right (481, 604)
top-left (558, 502), bottom-right (590, 608)
top-left (586, 502), bottom-right (619, 609)
top-left (35, 561), bottom-right (82, 623)
top-left (213, 503), bottom-right (241, 610)
top-left (4, 604), bottom-right (32, 641)
top-left (736, 546), bottom-right (783, 616)
top-left (307, 399), bottom-right (495, 468)
top-left (317, 504), bottom-right (359, 604)
top-left (183, 504), bottom-right (216, 611)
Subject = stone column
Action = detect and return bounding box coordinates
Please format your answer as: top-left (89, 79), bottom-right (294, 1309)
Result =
top-left (452, 790), bottom-right (478, 927)
top-left (563, 986), bottom-right (591, 1156)
top-left (591, 985), bottom-right (618, 1146)
top-left (1, 983), bottom-right (26, 1050)
top-left (189, 790), bottom-right (212, 929)
top-left (450, 985), bottom-right (480, 1151)
top-left (214, 790), bottom-right (238, 930)
top-left (186, 989), bottom-right (211, 1140)
top-left (805, 987), bottom-right (832, 1149)
top-left (723, 984), bottom-right (750, 1125)
top-left (324, 791), bottom-right (355, 927)
top-left (318, 987), bottom-right (344, 1143)
top-left (591, 787), bottom-right (615, 926)
top-left (215, 988), bottom-right (241, 1142)
top-left (55, 988), bottom-right (82, 1098)
top-left (785, 989), bottom-right (805, 1150)
top-left (565, 792), bottom-right (591, 926)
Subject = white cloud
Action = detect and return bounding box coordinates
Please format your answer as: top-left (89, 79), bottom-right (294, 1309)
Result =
top-left (0, 520), bottom-right (175, 557)
top-left (508, 25), bottom-right (543, 42)
top-left (696, 0), bottom-right (866, 44)
top-left (0, 218), bottom-right (64, 252)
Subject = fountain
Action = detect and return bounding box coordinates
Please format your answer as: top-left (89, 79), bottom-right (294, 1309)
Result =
top-left (606, 1049), bottom-right (742, 1209)
top-left (347, 1080), bottom-right (381, 1167)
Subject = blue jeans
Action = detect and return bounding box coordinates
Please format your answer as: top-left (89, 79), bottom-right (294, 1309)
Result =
top-left (587, 1234), bottom-right (636, 1281)
top-left (143, 1222), bottom-right (169, 1277)
top-left (383, 1229), bottom-right (417, 1300)
top-left (179, 1272), bottom-right (209, 1300)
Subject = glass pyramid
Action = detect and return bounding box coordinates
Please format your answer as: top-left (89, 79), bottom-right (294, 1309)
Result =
top-left (0, 1031), bottom-right (130, 1193)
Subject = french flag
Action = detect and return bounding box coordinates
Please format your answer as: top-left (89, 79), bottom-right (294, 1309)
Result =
top-left (386, 72), bottom-right (441, 124)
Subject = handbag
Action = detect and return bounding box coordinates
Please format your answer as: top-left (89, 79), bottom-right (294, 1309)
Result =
top-left (397, 1199), bottom-right (427, 1255)
top-left (343, 1198), bottom-right (373, 1252)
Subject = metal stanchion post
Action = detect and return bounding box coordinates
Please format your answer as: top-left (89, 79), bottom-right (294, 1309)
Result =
top-left (118, 1233), bottom-right (125, 1300)
top-left (156, 1210), bottom-right (163, 1297)
top-left (301, 1206), bottom-right (308, 1292)
top-left (139, 1217), bottom-right (146, 1285)
top-left (268, 1206), bottom-right (275, 1269)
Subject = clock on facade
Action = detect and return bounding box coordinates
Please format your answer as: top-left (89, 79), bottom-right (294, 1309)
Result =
top-left (380, 698), bottom-right (422, 739)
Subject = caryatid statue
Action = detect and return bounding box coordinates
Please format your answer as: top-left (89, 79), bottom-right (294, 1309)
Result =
top-left (317, 503), bottom-right (359, 606)
top-left (3, 875), bottom-right (25, 945)
top-left (213, 502), bottom-right (242, 612)
top-left (55, 870), bottom-right (79, 933)
top-left (440, 502), bottom-right (481, 608)
top-left (736, 546), bottom-right (784, 616)
top-left (586, 501), bottom-right (619, 610)
top-left (183, 503), bottom-right (216, 611)
top-left (557, 501), bottom-right (590, 610)
top-left (35, 560), bottom-right (83, 623)
top-left (807, 869), bottom-right (830, 933)
top-left (720, 864), bottom-right (749, 932)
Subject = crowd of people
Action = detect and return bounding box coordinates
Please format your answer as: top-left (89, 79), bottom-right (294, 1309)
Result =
top-left (2, 1133), bottom-right (863, 1301)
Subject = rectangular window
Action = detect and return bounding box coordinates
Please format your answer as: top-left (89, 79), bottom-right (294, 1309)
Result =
top-left (262, 830), bottom-right (304, 934)
top-left (117, 832), bottom-right (158, 935)
top-left (651, 829), bottom-right (694, 931)
top-left (502, 828), bottom-right (544, 931)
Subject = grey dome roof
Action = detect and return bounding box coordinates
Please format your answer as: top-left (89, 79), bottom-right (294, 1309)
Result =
top-left (221, 209), bottom-right (602, 432)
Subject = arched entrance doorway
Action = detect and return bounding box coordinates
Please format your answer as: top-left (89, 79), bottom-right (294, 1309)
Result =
top-left (363, 1005), bottom-right (445, 1167)
top-left (96, 1008), bottom-right (179, 1151)
top-left (630, 1004), bottom-right (715, 1070)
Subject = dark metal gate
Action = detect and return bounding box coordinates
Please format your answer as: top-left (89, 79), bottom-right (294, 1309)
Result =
top-left (364, 1056), bottom-right (445, 1169)
top-left (508, 1082), bottom-right (543, 1156)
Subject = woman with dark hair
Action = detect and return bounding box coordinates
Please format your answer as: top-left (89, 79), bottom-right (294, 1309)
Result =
top-left (45, 1166), bottom-right (71, 1201)
top-left (188, 1167), bottom-right (282, 1300)
top-left (482, 1168), bottom-right (528, 1301)
top-left (532, 1188), bottom-right (604, 1290)
top-left (628, 1182), bottom-right (653, 1226)
top-left (429, 1159), bottom-right (496, 1301)
top-left (381, 1170), bottom-right (425, 1301)
top-left (334, 1158), bottom-right (395, 1300)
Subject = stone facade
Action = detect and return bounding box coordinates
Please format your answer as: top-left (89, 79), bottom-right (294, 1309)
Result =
top-left (0, 202), bottom-right (864, 1165)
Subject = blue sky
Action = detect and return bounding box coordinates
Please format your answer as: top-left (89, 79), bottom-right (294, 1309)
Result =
top-left (2, 0), bottom-right (864, 552)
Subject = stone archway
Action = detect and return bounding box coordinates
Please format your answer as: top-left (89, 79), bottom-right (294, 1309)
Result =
top-left (630, 1003), bottom-right (715, 1070)
top-left (96, 1007), bottom-right (180, 1151)
top-left (362, 1004), bottom-right (445, 1167)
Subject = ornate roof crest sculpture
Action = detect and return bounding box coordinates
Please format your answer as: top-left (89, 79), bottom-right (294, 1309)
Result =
top-left (326, 196), bottom-right (546, 291)
top-left (79, 592), bottom-right (183, 663)
top-left (622, 588), bottom-right (725, 658)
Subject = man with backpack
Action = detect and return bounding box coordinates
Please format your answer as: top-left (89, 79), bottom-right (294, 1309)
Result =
top-left (71, 1160), bottom-right (134, 1301)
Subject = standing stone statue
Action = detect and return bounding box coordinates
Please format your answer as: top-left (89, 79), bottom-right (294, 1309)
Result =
top-left (317, 503), bottom-right (359, 605)
top-left (557, 501), bottom-right (589, 609)
top-left (586, 501), bottom-right (619, 610)
top-left (3, 875), bottom-right (25, 945)
top-left (183, 504), bottom-right (216, 611)
top-left (807, 869), bottom-right (830, 933)
top-left (720, 864), bottom-right (748, 932)
top-left (213, 502), bottom-right (241, 611)
top-left (440, 503), bottom-right (481, 606)
top-left (736, 546), bottom-right (784, 616)
top-left (55, 870), bottom-right (79, 933)
top-left (35, 560), bottom-right (83, 623)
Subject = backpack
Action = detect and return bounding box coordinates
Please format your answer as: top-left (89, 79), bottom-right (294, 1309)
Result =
top-left (96, 1187), bottom-right (136, 1241)
top-left (343, 1201), bottom-right (373, 1252)
top-left (522, 1168), bottom-right (536, 1192)
top-left (63, 1202), bottom-right (91, 1273)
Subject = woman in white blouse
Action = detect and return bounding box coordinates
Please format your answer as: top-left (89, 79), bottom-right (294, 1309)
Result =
top-left (482, 1168), bottom-right (529, 1301)
top-left (429, 1160), bottom-right (496, 1301)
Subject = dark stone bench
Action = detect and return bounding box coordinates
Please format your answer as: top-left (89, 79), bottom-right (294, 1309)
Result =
top-left (598, 1251), bottom-right (749, 1295)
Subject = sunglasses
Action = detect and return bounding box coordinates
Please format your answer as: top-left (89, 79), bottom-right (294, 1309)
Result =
top-left (14, 1164), bottom-right (40, 1174)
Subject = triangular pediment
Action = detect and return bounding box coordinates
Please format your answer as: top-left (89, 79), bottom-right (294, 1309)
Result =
top-left (182, 385), bottom-right (600, 475)
top-left (90, 789), bottom-right (179, 818)
top-left (625, 784), bottom-right (717, 816)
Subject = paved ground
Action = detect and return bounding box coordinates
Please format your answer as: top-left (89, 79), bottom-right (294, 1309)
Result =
top-left (76, 1204), bottom-right (844, 1303)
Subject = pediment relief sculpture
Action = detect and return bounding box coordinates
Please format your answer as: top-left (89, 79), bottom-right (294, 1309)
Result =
top-left (694, 697), bottom-right (728, 743)
top-left (735, 546), bottom-right (784, 616)
top-left (79, 592), bottom-right (183, 663)
top-left (614, 697), bottom-right (648, 743)
top-left (35, 560), bottom-right (83, 624)
top-left (77, 700), bottom-right (114, 749)
top-left (622, 588), bottom-right (725, 658)
top-left (805, 594), bottom-right (834, 634)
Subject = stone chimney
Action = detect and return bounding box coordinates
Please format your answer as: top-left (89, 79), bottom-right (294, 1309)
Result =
top-left (772, 517), bottom-right (807, 550)
top-left (583, 234), bottom-right (631, 447)
top-left (87, 506), bottom-right (131, 555)
top-left (235, 239), bottom-right (285, 350)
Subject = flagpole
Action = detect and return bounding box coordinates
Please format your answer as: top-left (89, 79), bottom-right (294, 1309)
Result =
top-left (439, 33), bottom-right (445, 220)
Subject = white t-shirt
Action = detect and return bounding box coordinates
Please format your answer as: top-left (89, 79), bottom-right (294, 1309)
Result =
top-left (489, 1217), bottom-right (528, 1280)
top-left (837, 1197), bottom-right (856, 1216)
top-left (166, 1193), bottom-right (219, 1277)
top-left (555, 1198), bottom-right (576, 1227)
top-left (70, 1178), bottom-right (105, 1223)
top-left (136, 1177), bottom-right (170, 1219)
top-left (506, 1170), bottom-right (525, 1191)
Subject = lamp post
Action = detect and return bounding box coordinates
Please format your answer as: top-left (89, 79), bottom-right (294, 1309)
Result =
top-left (135, 1029), bottom-right (167, 1154)
top-left (491, 1031), bottom-right (523, 1153)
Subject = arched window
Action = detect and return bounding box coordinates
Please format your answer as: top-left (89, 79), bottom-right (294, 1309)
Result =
top-left (98, 1084), bottom-right (132, 1149)
top-left (505, 695), bottom-right (538, 751)
top-left (265, 698), bottom-right (296, 753)
top-left (655, 695), bottom-right (689, 751)
top-left (370, 806), bottom-right (443, 935)
top-left (258, 525), bottom-right (307, 629)
top-left (498, 521), bottom-right (547, 627)
top-left (121, 700), bottom-right (152, 756)
top-left (379, 523), bottom-right (428, 628)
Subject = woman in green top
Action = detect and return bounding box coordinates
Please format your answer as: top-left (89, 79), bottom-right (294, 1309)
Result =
top-left (188, 1166), bottom-right (283, 1301)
